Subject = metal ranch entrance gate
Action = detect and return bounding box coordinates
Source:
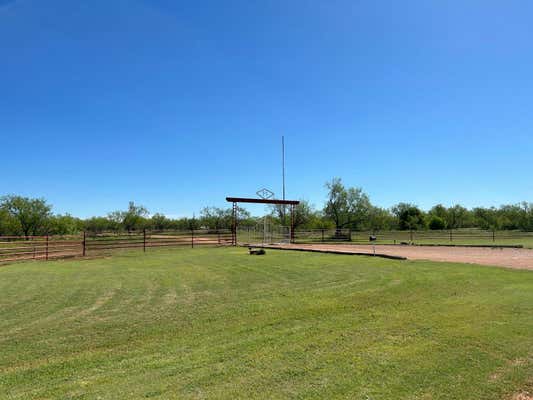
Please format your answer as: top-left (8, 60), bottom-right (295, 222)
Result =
top-left (226, 197), bottom-right (300, 246)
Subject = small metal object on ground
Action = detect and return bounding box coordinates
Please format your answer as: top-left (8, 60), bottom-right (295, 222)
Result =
top-left (249, 247), bottom-right (266, 255)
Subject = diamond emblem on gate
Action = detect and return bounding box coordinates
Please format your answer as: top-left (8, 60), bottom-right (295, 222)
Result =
top-left (256, 188), bottom-right (274, 200)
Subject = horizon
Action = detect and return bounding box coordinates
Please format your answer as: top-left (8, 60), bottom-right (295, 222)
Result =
top-left (2, 0), bottom-right (533, 218)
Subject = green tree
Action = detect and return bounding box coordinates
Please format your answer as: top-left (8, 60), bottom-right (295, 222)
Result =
top-left (519, 202), bottom-right (533, 231)
top-left (366, 206), bottom-right (395, 231)
top-left (200, 206), bottom-right (252, 230)
top-left (168, 217), bottom-right (193, 230)
top-left (49, 214), bottom-right (84, 235)
top-left (271, 200), bottom-right (316, 230)
top-left (107, 211), bottom-right (124, 232)
top-left (428, 216), bottom-right (446, 230)
top-left (473, 207), bottom-right (496, 230)
top-left (234, 207), bottom-right (254, 228)
top-left (187, 215), bottom-right (199, 230)
top-left (0, 208), bottom-right (20, 235)
top-left (0, 208), bottom-right (8, 235)
top-left (324, 178), bottom-right (372, 230)
top-left (307, 211), bottom-right (335, 229)
top-left (429, 204), bottom-right (448, 222)
top-left (150, 213), bottom-right (172, 231)
top-left (85, 217), bottom-right (113, 235)
top-left (200, 207), bottom-right (232, 229)
top-left (123, 202), bottom-right (148, 232)
top-left (446, 205), bottom-right (470, 229)
top-left (108, 202), bottom-right (149, 233)
top-left (0, 195), bottom-right (52, 238)
top-left (391, 203), bottom-right (426, 231)
top-left (291, 200), bottom-right (315, 230)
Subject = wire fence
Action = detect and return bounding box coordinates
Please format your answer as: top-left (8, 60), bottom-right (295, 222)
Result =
top-left (0, 229), bottom-right (233, 264)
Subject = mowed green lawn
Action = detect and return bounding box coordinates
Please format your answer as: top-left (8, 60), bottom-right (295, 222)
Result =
top-left (1, 248), bottom-right (532, 400)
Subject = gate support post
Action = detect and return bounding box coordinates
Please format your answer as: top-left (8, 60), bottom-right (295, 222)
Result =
top-left (232, 202), bottom-right (237, 246)
top-left (290, 204), bottom-right (295, 243)
top-left (143, 228), bottom-right (146, 252)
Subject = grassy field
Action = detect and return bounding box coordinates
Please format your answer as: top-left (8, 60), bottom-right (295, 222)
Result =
top-left (1, 248), bottom-right (532, 399)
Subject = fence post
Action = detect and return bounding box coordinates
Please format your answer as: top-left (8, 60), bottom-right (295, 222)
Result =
top-left (321, 229), bottom-right (325, 242)
top-left (191, 229), bottom-right (194, 248)
top-left (449, 229), bottom-right (453, 242)
top-left (492, 229), bottom-right (495, 243)
top-left (410, 229), bottom-right (413, 243)
top-left (217, 230), bottom-right (221, 245)
top-left (82, 231), bottom-right (86, 257)
top-left (348, 229), bottom-right (352, 242)
top-left (45, 234), bottom-right (49, 261)
top-left (143, 228), bottom-right (146, 253)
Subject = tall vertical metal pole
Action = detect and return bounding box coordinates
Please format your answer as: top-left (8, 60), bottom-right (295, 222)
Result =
top-left (282, 136), bottom-right (285, 202)
top-left (282, 136), bottom-right (286, 229)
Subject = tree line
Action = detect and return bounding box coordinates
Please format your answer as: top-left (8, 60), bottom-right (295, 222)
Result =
top-left (1, 178), bottom-right (533, 236)
top-left (0, 196), bottom-right (257, 237)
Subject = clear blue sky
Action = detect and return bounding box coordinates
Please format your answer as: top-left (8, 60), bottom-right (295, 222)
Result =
top-left (2, 0), bottom-right (533, 218)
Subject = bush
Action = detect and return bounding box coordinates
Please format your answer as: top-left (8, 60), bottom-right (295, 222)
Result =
top-left (428, 216), bottom-right (446, 230)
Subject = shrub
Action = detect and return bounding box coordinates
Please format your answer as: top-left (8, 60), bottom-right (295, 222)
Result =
top-left (428, 216), bottom-right (446, 230)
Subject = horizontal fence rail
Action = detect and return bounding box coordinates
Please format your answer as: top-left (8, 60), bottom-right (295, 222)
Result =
top-left (237, 228), bottom-right (533, 247)
top-left (289, 229), bottom-right (533, 246)
top-left (0, 230), bottom-right (233, 264)
top-left (3, 228), bottom-right (532, 264)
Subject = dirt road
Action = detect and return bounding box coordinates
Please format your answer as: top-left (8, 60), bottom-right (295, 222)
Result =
top-left (263, 243), bottom-right (533, 271)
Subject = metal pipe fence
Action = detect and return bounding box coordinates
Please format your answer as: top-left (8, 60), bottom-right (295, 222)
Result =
top-left (0, 229), bottom-right (233, 264)
top-left (3, 228), bottom-right (531, 264)
top-left (290, 229), bottom-right (533, 246)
